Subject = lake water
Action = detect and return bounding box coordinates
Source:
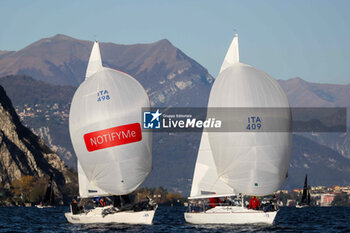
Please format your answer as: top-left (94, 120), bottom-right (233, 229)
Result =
top-left (0, 205), bottom-right (349, 232)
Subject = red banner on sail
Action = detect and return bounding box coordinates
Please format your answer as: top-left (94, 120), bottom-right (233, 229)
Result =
top-left (84, 123), bottom-right (142, 152)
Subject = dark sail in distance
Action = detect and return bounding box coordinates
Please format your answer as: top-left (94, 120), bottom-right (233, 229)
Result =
top-left (300, 174), bottom-right (310, 206)
top-left (43, 175), bottom-right (54, 206)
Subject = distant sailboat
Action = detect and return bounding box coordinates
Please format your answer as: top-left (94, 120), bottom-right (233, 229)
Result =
top-left (185, 34), bottom-right (292, 224)
top-left (65, 41), bottom-right (157, 224)
top-left (36, 175), bottom-right (54, 208)
top-left (296, 174), bottom-right (311, 208)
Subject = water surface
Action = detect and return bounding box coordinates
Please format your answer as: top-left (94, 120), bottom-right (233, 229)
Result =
top-left (0, 205), bottom-right (349, 232)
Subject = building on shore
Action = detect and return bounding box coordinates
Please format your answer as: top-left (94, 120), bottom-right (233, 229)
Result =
top-left (320, 193), bottom-right (337, 206)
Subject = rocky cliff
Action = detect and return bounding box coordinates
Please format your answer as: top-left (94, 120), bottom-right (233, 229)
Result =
top-left (0, 85), bottom-right (76, 203)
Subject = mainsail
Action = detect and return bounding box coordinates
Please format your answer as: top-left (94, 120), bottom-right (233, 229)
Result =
top-left (189, 132), bottom-right (234, 198)
top-left (77, 161), bottom-right (109, 198)
top-left (208, 34), bottom-right (292, 196)
top-left (70, 41), bottom-right (152, 196)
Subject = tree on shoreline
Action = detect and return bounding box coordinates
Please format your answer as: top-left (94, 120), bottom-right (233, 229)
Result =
top-left (11, 175), bottom-right (47, 204)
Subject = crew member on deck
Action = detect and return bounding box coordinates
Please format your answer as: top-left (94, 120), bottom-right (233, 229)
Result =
top-left (100, 198), bottom-right (106, 207)
top-left (222, 196), bottom-right (232, 206)
top-left (248, 196), bottom-right (260, 210)
top-left (209, 197), bottom-right (222, 208)
top-left (71, 199), bottom-right (80, 214)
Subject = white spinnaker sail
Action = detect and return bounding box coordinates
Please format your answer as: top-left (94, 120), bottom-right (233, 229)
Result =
top-left (70, 42), bottom-right (152, 195)
top-left (208, 34), bottom-right (292, 196)
top-left (190, 132), bottom-right (234, 198)
top-left (78, 161), bottom-right (109, 198)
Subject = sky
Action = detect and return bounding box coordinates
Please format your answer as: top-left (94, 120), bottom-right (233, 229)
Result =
top-left (0, 0), bottom-right (349, 84)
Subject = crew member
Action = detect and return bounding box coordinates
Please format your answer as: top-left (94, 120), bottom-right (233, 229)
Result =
top-left (100, 198), bottom-right (106, 207)
top-left (209, 197), bottom-right (222, 208)
top-left (222, 196), bottom-right (232, 206)
top-left (248, 196), bottom-right (260, 210)
top-left (71, 199), bottom-right (79, 214)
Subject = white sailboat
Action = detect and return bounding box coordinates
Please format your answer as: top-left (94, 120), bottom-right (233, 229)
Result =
top-left (65, 41), bottom-right (157, 224)
top-left (185, 34), bottom-right (292, 224)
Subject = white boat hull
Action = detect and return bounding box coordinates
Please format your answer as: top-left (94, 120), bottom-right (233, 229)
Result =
top-left (35, 205), bottom-right (54, 208)
top-left (184, 206), bottom-right (278, 225)
top-left (65, 206), bottom-right (156, 225)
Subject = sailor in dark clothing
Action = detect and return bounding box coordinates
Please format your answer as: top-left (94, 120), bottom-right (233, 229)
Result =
top-left (222, 197), bottom-right (232, 206)
top-left (121, 195), bottom-right (131, 205)
top-left (71, 199), bottom-right (79, 214)
top-left (113, 196), bottom-right (122, 208)
top-left (92, 197), bottom-right (99, 206)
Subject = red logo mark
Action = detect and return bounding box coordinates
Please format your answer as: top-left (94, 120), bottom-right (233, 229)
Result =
top-left (84, 123), bottom-right (142, 152)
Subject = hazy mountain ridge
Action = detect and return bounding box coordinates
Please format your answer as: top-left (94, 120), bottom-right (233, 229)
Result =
top-left (0, 34), bottom-right (213, 107)
top-left (284, 134), bottom-right (350, 189)
top-left (278, 77), bottom-right (350, 187)
top-left (0, 34), bottom-right (91, 85)
top-left (279, 77), bottom-right (350, 108)
top-left (278, 77), bottom-right (350, 160)
top-left (0, 51), bottom-right (14, 58)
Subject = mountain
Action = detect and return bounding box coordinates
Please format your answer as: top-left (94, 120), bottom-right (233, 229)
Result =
top-left (279, 77), bottom-right (350, 108)
top-left (278, 77), bottom-right (350, 160)
top-left (0, 51), bottom-right (13, 57)
top-left (0, 35), bottom-right (90, 86)
top-left (0, 34), bottom-right (213, 107)
top-left (0, 35), bottom-right (349, 194)
top-left (283, 134), bottom-right (350, 189)
top-left (0, 75), bottom-right (76, 106)
top-left (0, 85), bottom-right (76, 203)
